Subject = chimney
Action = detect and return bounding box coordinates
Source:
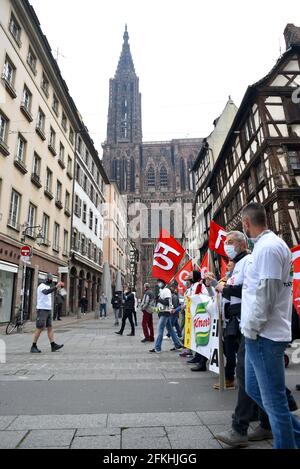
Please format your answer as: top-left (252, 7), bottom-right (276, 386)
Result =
top-left (284, 24), bottom-right (300, 50)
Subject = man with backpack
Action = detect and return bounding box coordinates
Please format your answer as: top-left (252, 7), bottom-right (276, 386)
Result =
top-left (141, 283), bottom-right (155, 343)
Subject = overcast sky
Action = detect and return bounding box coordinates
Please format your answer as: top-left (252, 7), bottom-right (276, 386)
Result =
top-left (30, 0), bottom-right (300, 153)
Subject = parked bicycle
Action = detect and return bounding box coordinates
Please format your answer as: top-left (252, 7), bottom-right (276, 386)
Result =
top-left (6, 308), bottom-right (28, 335)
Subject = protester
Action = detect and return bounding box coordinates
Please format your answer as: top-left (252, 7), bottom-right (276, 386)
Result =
top-left (30, 274), bottom-right (64, 353)
top-left (141, 283), bottom-right (155, 343)
top-left (132, 290), bottom-right (138, 327)
top-left (149, 279), bottom-right (183, 354)
top-left (115, 285), bottom-right (135, 336)
top-left (79, 295), bottom-right (88, 316)
top-left (53, 288), bottom-right (64, 321)
top-left (213, 233), bottom-right (251, 390)
top-left (111, 292), bottom-right (122, 326)
top-left (167, 285), bottom-right (182, 339)
top-left (99, 292), bottom-right (108, 318)
top-left (179, 278), bottom-right (194, 358)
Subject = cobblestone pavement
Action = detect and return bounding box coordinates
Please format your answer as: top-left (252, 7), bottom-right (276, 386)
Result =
top-left (0, 314), bottom-right (299, 449)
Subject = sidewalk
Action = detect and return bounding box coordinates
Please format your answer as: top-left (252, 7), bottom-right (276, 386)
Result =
top-left (0, 311), bottom-right (95, 336)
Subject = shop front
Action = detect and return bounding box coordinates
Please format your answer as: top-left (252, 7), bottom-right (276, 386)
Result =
top-left (0, 261), bottom-right (18, 324)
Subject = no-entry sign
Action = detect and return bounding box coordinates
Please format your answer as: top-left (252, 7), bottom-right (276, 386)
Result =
top-left (20, 245), bottom-right (32, 257)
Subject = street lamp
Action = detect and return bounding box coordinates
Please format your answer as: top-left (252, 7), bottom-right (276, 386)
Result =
top-left (21, 225), bottom-right (44, 246)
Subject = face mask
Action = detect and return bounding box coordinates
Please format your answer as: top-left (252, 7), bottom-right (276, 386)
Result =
top-left (158, 282), bottom-right (164, 289)
top-left (224, 244), bottom-right (238, 260)
top-left (225, 271), bottom-right (233, 279)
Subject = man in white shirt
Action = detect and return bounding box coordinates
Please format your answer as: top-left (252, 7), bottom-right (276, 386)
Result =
top-left (31, 274), bottom-right (64, 354)
top-left (241, 202), bottom-right (300, 449)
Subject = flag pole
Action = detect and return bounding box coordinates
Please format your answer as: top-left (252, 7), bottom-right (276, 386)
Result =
top-left (216, 292), bottom-right (225, 392)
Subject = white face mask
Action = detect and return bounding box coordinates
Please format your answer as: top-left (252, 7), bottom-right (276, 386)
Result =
top-left (158, 282), bottom-right (164, 289)
top-left (224, 244), bottom-right (238, 260)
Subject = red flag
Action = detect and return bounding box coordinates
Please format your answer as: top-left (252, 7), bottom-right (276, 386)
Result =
top-left (292, 245), bottom-right (300, 316)
top-left (208, 221), bottom-right (227, 257)
top-left (220, 256), bottom-right (228, 279)
top-left (174, 259), bottom-right (193, 294)
top-left (152, 229), bottom-right (185, 284)
top-left (200, 252), bottom-right (210, 279)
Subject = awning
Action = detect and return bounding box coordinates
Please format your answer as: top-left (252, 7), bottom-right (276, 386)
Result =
top-left (0, 261), bottom-right (18, 274)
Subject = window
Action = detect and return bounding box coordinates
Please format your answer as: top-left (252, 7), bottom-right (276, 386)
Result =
top-left (32, 152), bottom-right (41, 177)
top-left (147, 167), bottom-right (155, 187)
top-left (81, 235), bottom-right (86, 255)
top-left (160, 166), bottom-right (168, 187)
top-left (8, 190), bottom-right (20, 228)
top-left (37, 108), bottom-right (45, 133)
top-left (42, 213), bottom-right (50, 243)
top-left (82, 203), bottom-right (87, 223)
top-left (61, 112), bottom-right (67, 131)
top-left (0, 112), bottom-right (9, 145)
top-left (94, 246), bottom-right (97, 263)
top-left (76, 163), bottom-right (81, 182)
top-left (247, 174), bottom-right (253, 195)
top-left (83, 175), bottom-right (87, 191)
top-left (9, 13), bottom-right (21, 45)
top-left (41, 73), bottom-right (49, 97)
top-left (95, 193), bottom-right (99, 209)
top-left (27, 203), bottom-right (37, 237)
top-left (22, 85), bottom-right (32, 112)
top-left (75, 195), bottom-right (82, 218)
top-left (65, 191), bottom-right (70, 211)
top-left (67, 155), bottom-right (73, 176)
top-left (27, 47), bottom-right (37, 74)
top-left (3, 55), bottom-right (16, 87)
top-left (49, 127), bottom-right (56, 150)
top-left (56, 180), bottom-right (62, 202)
top-left (69, 127), bottom-right (74, 145)
top-left (52, 94), bottom-right (59, 115)
top-left (288, 150), bottom-right (300, 170)
top-left (63, 230), bottom-right (69, 255)
top-left (95, 217), bottom-right (98, 236)
top-left (85, 150), bottom-right (89, 166)
top-left (16, 134), bottom-right (26, 162)
top-left (46, 168), bottom-right (53, 193)
top-left (96, 171), bottom-right (100, 185)
top-left (53, 223), bottom-right (60, 251)
top-left (72, 229), bottom-right (78, 250)
top-left (88, 240), bottom-right (92, 258)
top-left (89, 210), bottom-right (93, 230)
top-left (77, 136), bottom-right (82, 155)
top-left (59, 143), bottom-right (65, 163)
top-left (256, 160), bottom-right (264, 183)
top-left (91, 161), bottom-right (95, 176)
top-left (90, 185), bottom-right (94, 202)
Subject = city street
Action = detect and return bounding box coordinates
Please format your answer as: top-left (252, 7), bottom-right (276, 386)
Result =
top-left (0, 313), bottom-right (299, 449)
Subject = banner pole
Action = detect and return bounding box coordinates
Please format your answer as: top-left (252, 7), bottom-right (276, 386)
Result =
top-left (216, 292), bottom-right (225, 392)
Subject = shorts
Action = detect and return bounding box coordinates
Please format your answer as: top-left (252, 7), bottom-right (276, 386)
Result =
top-left (36, 309), bottom-right (52, 329)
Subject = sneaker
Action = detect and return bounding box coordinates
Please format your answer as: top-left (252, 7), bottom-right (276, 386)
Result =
top-left (141, 338), bottom-right (148, 343)
top-left (213, 380), bottom-right (236, 390)
top-left (30, 345), bottom-right (41, 354)
top-left (149, 349), bottom-right (161, 354)
top-left (170, 347), bottom-right (182, 351)
top-left (187, 357), bottom-right (201, 364)
top-left (248, 425), bottom-right (273, 442)
top-left (163, 336), bottom-right (170, 340)
top-left (51, 343), bottom-right (64, 352)
top-left (179, 351), bottom-right (192, 358)
top-left (215, 430), bottom-right (248, 448)
top-left (191, 363), bottom-right (207, 372)
top-left (288, 396), bottom-right (298, 412)
top-left (115, 331), bottom-right (122, 335)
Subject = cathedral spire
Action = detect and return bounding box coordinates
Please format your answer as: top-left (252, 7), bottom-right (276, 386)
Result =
top-left (115, 25), bottom-right (135, 77)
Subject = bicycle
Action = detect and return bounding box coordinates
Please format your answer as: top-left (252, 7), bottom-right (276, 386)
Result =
top-left (6, 308), bottom-right (28, 335)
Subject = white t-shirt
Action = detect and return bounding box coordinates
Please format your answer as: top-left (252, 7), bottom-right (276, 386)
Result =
top-left (241, 231), bottom-right (292, 341)
top-left (158, 287), bottom-right (172, 311)
top-left (37, 283), bottom-right (52, 310)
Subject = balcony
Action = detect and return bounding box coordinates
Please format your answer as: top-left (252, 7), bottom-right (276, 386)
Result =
top-left (44, 188), bottom-right (54, 200)
top-left (62, 249), bottom-right (69, 257)
top-left (1, 74), bottom-right (17, 99)
top-left (14, 157), bottom-right (28, 174)
top-left (48, 143), bottom-right (57, 156)
top-left (55, 199), bottom-right (63, 210)
top-left (20, 103), bottom-right (33, 122)
top-left (36, 125), bottom-right (46, 141)
top-left (64, 207), bottom-right (71, 217)
top-left (41, 238), bottom-right (51, 247)
top-left (0, 138), bottom-right (9, 156)
top-left (31, 173), bottom-right (42, 188)
top-left (67, 169), bottom-right (73, 180)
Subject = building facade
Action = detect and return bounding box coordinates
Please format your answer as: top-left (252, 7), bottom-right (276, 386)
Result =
top-left (103, 182), bottom-right (128, 290)
top-left (102, 27), bottom-right (202, 294)
top-left (194, 24), bottom-right (300, 257)
top-left (0, 0), bottom-right (82, 323)
top-left (69, 130), bottom-right (109, 315)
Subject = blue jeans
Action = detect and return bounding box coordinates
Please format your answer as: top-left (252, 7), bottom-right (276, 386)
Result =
top-left (100, 304), bottom-right (107, 317)
top-left (155, 315), bottom-right (182, 352)
top-left (167, 314), bottom-right (182, 338)
top-left (245, 336), bottom-right (300, 449)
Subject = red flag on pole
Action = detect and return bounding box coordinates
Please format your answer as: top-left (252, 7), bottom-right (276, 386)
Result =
top-left (200, 252), bottom-right (210, 279)
top-left (292, 245), bottom-right (300, 316)
top-left (174, 259), bottom-right (193, 294)
top-left (208, 221), bottom-right (227, 257)
top-left (152, 229), bottom-right (185, 284)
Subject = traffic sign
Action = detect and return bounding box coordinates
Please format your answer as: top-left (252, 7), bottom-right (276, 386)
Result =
top-left (20, 245), bottom-right (32, 257)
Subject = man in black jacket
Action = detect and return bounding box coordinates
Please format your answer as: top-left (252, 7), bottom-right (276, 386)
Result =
top-left (115, 286), bottom-right (135, 336)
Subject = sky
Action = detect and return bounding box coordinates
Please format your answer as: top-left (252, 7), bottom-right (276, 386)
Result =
top-left (30, 0), bottom-right (300, 154)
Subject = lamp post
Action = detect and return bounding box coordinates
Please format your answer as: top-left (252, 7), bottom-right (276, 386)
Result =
top-left (19, 225), bottom-right (44, 324)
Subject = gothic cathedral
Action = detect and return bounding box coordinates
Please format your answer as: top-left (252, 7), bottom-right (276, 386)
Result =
top-left (102, 27), bottom-right (203, 293)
